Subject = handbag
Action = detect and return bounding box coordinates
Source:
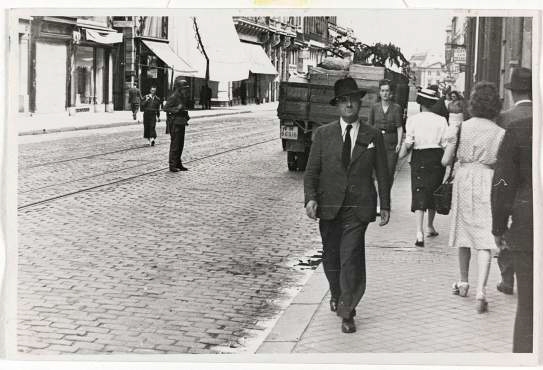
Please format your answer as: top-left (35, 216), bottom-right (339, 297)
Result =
top-left (433, 124), bottom-right (462, 215)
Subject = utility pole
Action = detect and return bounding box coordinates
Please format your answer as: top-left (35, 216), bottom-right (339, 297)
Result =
top-left (192, 17), bottom-right (209, 85)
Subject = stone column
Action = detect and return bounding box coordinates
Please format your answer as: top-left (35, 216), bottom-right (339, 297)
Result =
top-left (106, 51), bottom-right (114, 112)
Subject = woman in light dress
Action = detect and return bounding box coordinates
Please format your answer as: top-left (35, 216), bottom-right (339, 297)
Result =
top-left (442, 82), bottom-right (505, 313)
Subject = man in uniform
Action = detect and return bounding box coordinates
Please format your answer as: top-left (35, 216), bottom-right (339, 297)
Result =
top-left (493, 67), bottom-right (532, 296)
top-left (304, 77), bottom-right (391, 334)
top-left (163, 77), bottom-right (191, 172)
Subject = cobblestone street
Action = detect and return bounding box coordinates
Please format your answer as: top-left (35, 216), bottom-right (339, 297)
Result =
top-left (17, 110), bottom-right (321, 355)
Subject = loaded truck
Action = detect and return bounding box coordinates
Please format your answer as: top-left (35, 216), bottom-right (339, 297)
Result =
top-left (278, 64), bottom-right (410, 171)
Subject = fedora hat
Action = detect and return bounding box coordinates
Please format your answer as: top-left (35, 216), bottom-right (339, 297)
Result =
top-left (504, 67), bottom-right (531, 91)
top-left (330, 77), bottom-right (367, 106)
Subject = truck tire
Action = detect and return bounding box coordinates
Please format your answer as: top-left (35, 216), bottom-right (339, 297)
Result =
top-left (287, 151), bottom-right (297, 171)
top-left (296, 150), bottom-right (309, 171)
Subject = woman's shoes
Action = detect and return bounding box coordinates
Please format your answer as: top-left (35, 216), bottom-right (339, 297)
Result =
top-left (476, 293), bottom-right (488, 313)
top-left (426, 230), bottom-right (439, 237)
top-left (415, 239), bottom-right (424, 247)
top-left (452, 281), bottom-right (470, 297)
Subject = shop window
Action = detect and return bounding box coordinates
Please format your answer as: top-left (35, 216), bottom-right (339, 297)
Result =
top-left (71, 45), bottom-right (106, 106)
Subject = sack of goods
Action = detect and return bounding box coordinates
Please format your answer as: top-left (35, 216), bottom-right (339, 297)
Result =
top-left (317, 57), bottom-right (351, 71)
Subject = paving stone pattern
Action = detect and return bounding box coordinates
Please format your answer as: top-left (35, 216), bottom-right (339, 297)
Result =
top-left (18, 111), bottom-right (319, 355)
top-left (291, 163), bottom-right (517, 353)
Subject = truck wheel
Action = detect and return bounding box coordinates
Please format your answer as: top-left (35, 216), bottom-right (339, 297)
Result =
top-left (287, 151), bottom-right (297, 171)
top-left (296, 150), bottom-right (309, 171)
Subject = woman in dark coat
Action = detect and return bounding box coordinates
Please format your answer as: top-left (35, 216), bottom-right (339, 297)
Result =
top-left (140, 86), bottom-right (162, 146)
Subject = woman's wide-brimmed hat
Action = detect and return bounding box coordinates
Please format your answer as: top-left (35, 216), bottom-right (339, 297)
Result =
top-left (504, 67), bottom-right (531, 92)
top-left (330, 77), bottom-right (367, 106)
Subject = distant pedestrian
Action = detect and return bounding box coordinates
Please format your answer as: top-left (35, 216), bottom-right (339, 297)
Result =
top-left (128, 82), bottom-right (142, 121)
top-left (442, 81), bottom-right (504, 314)
top-left (399, 88), bottom-right (447, 247)
top-left (491, 116), bottom-right (533, 353)
top-left (429, 84), bottom-right (449, 121)
top-left (199, 84), bottom-right (211, 110)
top-left (304, 77), bottom-right (390, 334)
top-left (163, 77), bottom-right (191, 172)
top-left (493, 67), bottom-right (532, 297)
top-left (140, 85), bottom-right (162, 146)
top-left (368, 79), bottom-right (404, 186)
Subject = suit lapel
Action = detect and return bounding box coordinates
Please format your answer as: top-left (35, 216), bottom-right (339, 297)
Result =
top-left (349, 123), bottom-right (374, 167)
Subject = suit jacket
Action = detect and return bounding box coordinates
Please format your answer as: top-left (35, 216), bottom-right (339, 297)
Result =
top-left (304, 120), bottom-right (391, 222)
top-left (491, 117), bottom-right (533, 252)
top-left (128, 87), bottom-right (142, 104)
top-left (496, 101), bottom-right (532, 129)
top-left (140, 94), bottom-right (162, 117)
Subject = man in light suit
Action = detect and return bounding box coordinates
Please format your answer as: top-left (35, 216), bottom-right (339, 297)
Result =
top-left (304, 77), bottom-right (391, 334)
top-left (494, 67), bottom-right (532, 296)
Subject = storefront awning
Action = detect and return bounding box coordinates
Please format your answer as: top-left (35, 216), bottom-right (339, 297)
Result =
top-left (241, 43), bottom-right (278, 75)
top-left (142, 39), bottom-right (197, 74)
top-left (84, 29), bottom-right (123, 44)
top-left (168, 16), bottom-right (250, 82)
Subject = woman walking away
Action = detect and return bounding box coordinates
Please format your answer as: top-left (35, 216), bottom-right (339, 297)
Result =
top-left (368, 79), bottom-right (404, 186)
top-left (140, 85), bottom-right (162, 146)
top-left (399, 88), bottom-right (447, 247)
top-left (442, 81), bottom-right (505, 314)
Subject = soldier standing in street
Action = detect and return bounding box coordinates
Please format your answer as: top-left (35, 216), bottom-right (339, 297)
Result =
top-left (140, 85), bottom-right (162, 146)
top-left (128, 82), bottom-right (142, 122)
top-left (163, 77), bottom-right (190, 172)
top-left (304, 77), bottom-right (391, 334)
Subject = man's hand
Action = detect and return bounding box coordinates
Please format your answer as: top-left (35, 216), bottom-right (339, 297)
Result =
top-left (305, 200), bottom-right (318, 220)
top-left (494, 235), bottom-right (508, 250)
top-left (395, 143), bottom-right (401, 153)
top-left (379, 209), bottom-right (390, 226)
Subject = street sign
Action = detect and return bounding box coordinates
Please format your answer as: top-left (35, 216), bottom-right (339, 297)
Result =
top-left (452, 48), bottom-right (466, 64)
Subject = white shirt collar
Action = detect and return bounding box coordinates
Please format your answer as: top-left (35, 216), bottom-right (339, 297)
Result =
top-left (515, 99), bottom-right (532, 106)
top-left (339, 117), bottom-right (360, 132)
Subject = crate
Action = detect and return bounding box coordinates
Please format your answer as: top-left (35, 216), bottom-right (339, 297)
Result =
top-left (349, 64), bottom-right (385, 80)
top-left (308, 66), bottom-right (348, 86)
top-left (279, 82), bottom-right (310, 101)
top-left (278, 100), bottom-right (309, 120)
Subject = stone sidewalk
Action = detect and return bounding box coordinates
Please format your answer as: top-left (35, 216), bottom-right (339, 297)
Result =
top-left (257, 158), bottom-right (518, 355)
top-left (15, 102), bottom-right (278, 135)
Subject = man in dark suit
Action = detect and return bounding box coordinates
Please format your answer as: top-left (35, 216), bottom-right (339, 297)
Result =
top-left (491, 116), bottom-right (533, 353)
top-left (304, 77), bottom-right (391, 334)
top-left (163, 77), bottom-right (191, 172)
top-left (128, 82), bottom-right (142, 121)
top-left (494, 67), bottom-right (532, 296)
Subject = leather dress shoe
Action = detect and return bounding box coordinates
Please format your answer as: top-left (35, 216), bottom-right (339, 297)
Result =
top-left (169, 167), bottom-right (180, 172)
top-left (329, 298), bottom-right (338, 312)
top-left (179, 165), bottom-right (188, 171)
top-left (341, 317), bottom-right (356, 333)
top-left (497, 282), bottom-right (513, 295)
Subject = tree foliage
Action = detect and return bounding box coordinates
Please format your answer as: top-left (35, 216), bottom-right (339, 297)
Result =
top-left (328, 36), bottom-right (412, 79)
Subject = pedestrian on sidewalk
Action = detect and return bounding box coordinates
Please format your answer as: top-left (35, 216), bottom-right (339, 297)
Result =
top-left (399, 88), bottom-right (447, 247)
top-left (368, 79), bottom-right (404, 186)
top-left (163, 77), bottom-right (191, 172)
top-left (491, 116), bottom-right (533, 353)
top-left (442, 81), bottom-right (505, 314)
top-left (304, 77), bottom-right (391, 334)
top-left (493, 67), bottom-right (533, 297)
top-left (140, 85), bottom-right (162, 146)
top-left (128, 82), bottom-right (142, 122)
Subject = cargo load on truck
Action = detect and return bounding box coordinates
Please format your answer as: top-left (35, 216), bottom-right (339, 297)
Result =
top-left (278, 59), bottom-right (410, 171)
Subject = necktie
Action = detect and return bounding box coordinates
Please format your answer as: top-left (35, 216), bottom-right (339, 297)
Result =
top-left (342, 124), bottom-right (352, 169)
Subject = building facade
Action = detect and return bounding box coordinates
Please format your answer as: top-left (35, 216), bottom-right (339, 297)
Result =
top-left (408, 52), bottom-right (446, 90)
top-left (463, 17), bottom-right (532, 109)
top-left (21, 16), bottom-right (122, 115)
top-left (444, 17), bottom-right (467, 93)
